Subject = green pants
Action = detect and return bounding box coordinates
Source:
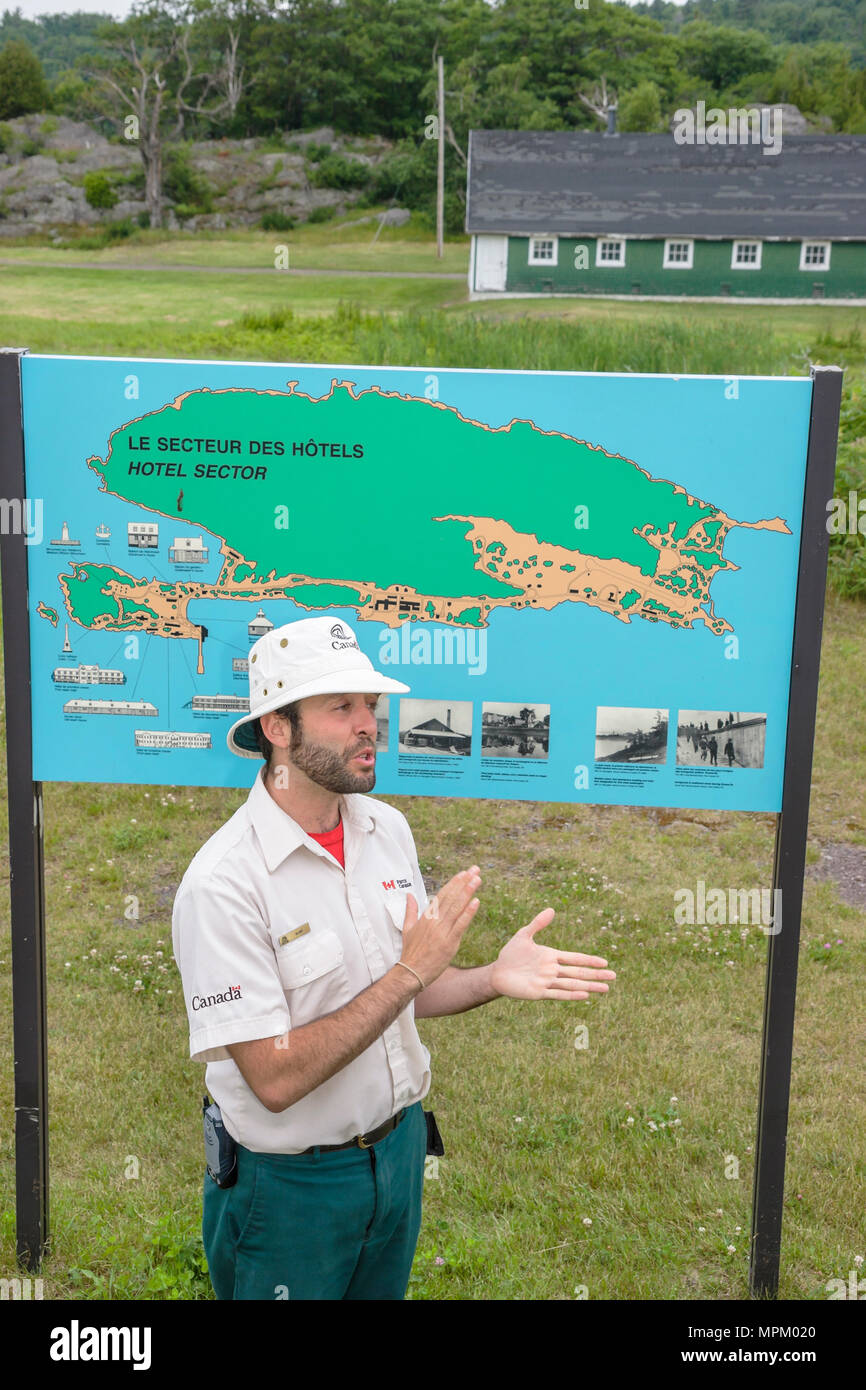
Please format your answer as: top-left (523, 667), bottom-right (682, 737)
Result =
top-left (202, 1101), bottom-right (427, 1300)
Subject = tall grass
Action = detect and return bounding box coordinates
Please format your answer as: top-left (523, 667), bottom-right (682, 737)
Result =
top-left (827, 374), bottom-right (866, 600)
top-left (236, 301), bottom-right (801, 377)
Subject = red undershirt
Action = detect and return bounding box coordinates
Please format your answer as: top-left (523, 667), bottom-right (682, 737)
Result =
top-left (308, 815), bottom-right (345, 868)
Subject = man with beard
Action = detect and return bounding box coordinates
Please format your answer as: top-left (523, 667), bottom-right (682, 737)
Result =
top-left (172, 615), bottom-right (615, 1300)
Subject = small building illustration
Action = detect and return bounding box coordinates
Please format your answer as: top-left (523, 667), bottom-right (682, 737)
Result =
top-left (63, 699), bottom-right (157, 715)
top-left (232, 658), bottom-right (249, 673)
top-left (190, 694), bottom-right (250, 713)
top-left (62, 622), bottom-right (72, 654)
top-left (169, 535), bottom-right (209, 563)
top-left (248, 609), bottom-right (274, 638)
top-left (128, 522), bottom-right (159, 548)
top-left (135, 730), bottom-right (211, 749)
top-left (54, 663), bottom-right (125, 685)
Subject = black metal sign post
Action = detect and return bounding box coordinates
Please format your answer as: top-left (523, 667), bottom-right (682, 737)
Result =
top-left (749, 365), bottom-right (843, 1298)
top-left (0, 346), bottom-right (49, 1269)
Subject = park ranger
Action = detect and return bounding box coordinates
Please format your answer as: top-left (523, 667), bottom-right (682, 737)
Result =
top-left (172, 614), bottom-right (615, 1300)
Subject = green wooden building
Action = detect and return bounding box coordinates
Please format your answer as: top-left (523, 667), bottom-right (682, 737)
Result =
top-left (466, 130), bottom-right (866, 303)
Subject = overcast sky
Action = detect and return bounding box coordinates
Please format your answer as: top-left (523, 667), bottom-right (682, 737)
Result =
top-left (8, 0), bottom-right (135, 15)
top-left (596, 706), bottom-right (667, 737)
top-left (9, 0), bottom-right (686, 21)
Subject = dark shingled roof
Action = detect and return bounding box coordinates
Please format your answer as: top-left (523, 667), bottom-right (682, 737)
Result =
top-left (466, 130), bottom-right (866, 239)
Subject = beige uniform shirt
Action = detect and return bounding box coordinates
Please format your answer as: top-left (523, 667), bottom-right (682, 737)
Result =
top-left (172, 766), bottom-right (432, 1152)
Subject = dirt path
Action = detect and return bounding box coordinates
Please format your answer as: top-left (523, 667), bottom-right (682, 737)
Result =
top-left (806, 841), bottom-right (866, 910)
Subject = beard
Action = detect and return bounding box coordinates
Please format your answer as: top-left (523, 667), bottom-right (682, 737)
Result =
top-left (288, 723), bottom-right (376, 794)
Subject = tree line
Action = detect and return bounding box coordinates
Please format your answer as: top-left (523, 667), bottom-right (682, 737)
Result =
top-left (632, 0), bottom-right (866, 68)
top-left (1, 0), bottom-right (864, 231)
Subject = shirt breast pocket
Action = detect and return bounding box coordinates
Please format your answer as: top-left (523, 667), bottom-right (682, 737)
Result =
top-left (383, 890), bottom-right (410, 941)
top-left (270, 926), bottom-right (346, 993)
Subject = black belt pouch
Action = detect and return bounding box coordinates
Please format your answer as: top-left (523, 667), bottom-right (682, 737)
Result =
top-left (423, 1109), bottom-right (445, 1156)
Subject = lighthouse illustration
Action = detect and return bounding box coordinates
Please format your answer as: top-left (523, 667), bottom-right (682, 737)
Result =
top-left (50, 520), bottom-right (80, 546)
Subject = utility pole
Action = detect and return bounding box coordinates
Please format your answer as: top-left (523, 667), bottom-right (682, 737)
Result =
top-left (436, 53), bottom-right (444, 259)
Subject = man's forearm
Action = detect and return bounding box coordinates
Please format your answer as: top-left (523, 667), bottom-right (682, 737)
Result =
top-left (413, 962), bottom-right (501, 1018)
top-left (250, 965), bottom-right (420, 1111)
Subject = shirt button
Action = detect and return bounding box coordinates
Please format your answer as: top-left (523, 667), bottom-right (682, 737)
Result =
top-left (303, 964), bottom-right (312, 977)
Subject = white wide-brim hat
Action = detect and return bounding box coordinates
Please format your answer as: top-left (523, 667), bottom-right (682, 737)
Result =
top-left (227, 615), bottom-right (410, 757)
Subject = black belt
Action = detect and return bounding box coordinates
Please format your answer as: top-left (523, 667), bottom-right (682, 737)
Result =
top-left (302, 1107), bottom-right (406, 1153)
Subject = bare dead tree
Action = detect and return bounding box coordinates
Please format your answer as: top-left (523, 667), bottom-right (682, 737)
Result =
top-left (174, 25), bottom-right (242, 137)
top-left (221, 27), bottom-right (244, 117)
top-left (85, 13), bottom-right (247, 228)
top-left (87, 37), bottom-right (176, 228)
top-left (444, 121), bottom-right (466, 166)
top-left (578, 74), bottom-right (617, 127)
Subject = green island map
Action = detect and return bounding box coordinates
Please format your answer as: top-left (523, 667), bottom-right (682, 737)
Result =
top-left (55, 380), bottom-right (790, 674)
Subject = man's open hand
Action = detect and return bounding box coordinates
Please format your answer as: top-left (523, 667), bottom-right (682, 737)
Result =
top-left (490, 907), bottom-right (616, 1001)
top-left (399, 867), bottom-right (481, 989)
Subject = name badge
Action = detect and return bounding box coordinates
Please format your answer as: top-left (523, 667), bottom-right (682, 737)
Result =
top-left (279, 923), bottom-right (311, 947)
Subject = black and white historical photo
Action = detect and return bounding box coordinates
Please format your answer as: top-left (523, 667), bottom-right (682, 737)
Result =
top-left (398, 698), bottom-right (472, 756)
top-left (481, 702), bottom-right (550, 759)
top-left (677, 710), bottom-right (767, 769)
top-left (595, 707), bottom-right (669, 764)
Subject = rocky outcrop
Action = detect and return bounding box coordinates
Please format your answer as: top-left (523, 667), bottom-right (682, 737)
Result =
top-left (0, 115), bottom-right (396, 236)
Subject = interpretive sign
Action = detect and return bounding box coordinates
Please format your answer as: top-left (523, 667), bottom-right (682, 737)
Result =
top-left (20, 355), bottom-right (815, 809)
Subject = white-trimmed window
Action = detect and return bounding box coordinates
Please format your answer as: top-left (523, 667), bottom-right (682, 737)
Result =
top-left (663, 238), bottom-right (694, 269)
top-left (732, 240), bottom-right (762, 270)
top-left (799, 241), bottom-right (830, 271)
top-left (595, 238), bottom-right (625, 267)
top-left (528, 236), bottom-right (558, 266)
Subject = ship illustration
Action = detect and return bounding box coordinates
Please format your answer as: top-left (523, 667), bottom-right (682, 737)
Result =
top-left (95, 523), bottom-right (111, 540)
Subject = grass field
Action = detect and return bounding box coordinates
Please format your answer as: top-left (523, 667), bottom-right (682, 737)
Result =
top-left (0, 232), bottom-right (864, 1300)
top-left (0, 212), bottom-right (469, 272)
